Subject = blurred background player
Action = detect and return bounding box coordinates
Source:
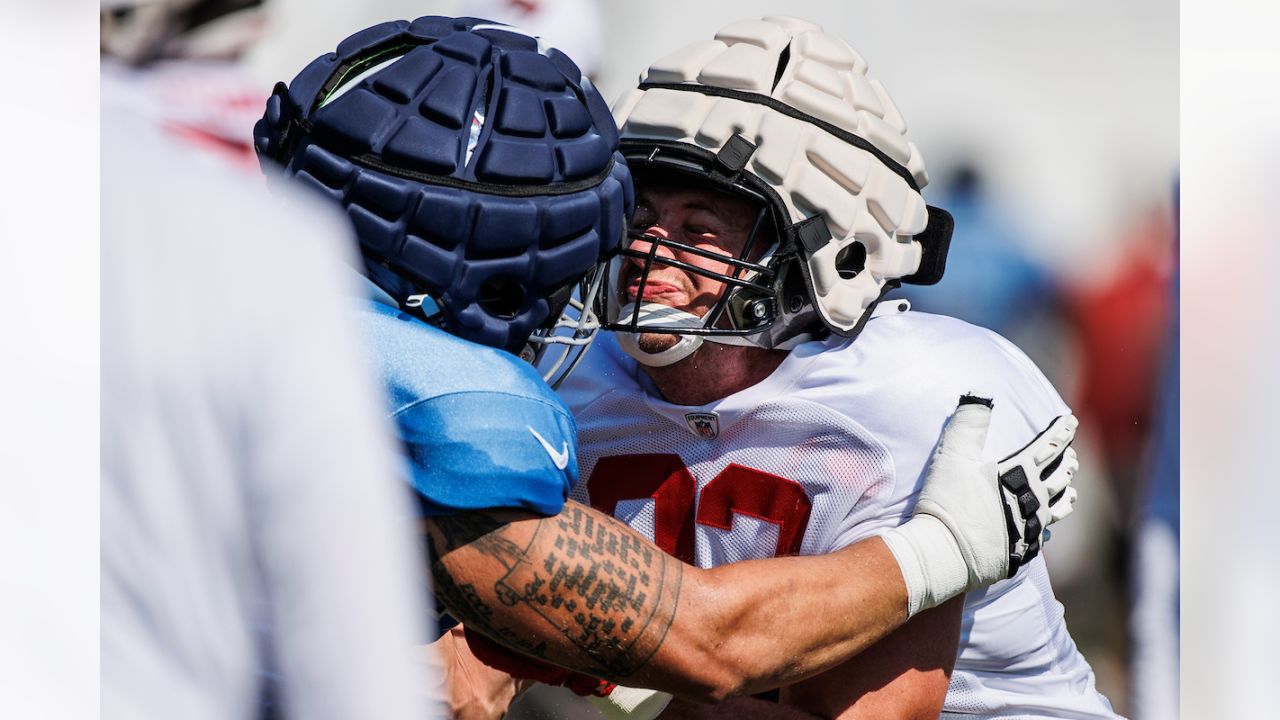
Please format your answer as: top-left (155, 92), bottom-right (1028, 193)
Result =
top-left (101, 5), bottom-right (439, 716)
top-left (1126, 192), bottom-right (1179, 720)
top-left (102, 0), bottom-right (273, 169)
top-left (253, 15), bottom-right (1082, 716)
top-left (553, 16), bottom-right (1118, 719)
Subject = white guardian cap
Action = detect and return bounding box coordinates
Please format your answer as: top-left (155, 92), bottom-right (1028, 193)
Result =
top-left (601, 16), bottom-right (953, 363)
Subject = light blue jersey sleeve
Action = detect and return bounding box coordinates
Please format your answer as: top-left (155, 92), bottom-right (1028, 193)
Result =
top-left (358, 299), bottom-right (577, 518)
top-left (393, 389), bottom-right (577, 516)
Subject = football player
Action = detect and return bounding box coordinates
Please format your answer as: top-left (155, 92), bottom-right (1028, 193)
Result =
top-left (556, 15), bottom-right (1119, 720)
top-left (103, 4), bottom-right (436, 718)
top-left (254, 15), bottom-right (1081, 710)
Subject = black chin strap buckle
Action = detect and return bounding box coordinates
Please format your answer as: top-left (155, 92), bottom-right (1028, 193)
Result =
top-left (709, 134), bottom-right (757, 186)
top-left (791, 214), bottom-right (831, 256)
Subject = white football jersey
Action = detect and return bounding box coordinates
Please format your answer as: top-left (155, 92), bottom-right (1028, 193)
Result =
top-left (558, 307), bottom-right (1119, 719)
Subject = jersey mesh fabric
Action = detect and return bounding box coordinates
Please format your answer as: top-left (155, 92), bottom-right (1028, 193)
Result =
top-left (571, 395), bottom-right (895, 564)
top-left (943, 673), bottom-right (992, 716)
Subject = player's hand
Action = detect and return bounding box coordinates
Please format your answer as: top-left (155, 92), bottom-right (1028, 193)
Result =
top-left (880, 396), bottom-right (1078, 615)
top-left (434, 625), bottom-right (533, 720)
top-left (915, 395), bottom-right (1078, 588)
top-left (992, 402), bottom-right (1079, 575)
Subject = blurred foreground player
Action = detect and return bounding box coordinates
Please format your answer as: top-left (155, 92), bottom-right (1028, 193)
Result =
top-left (102, 50), bottom-right (437, 720)
top-left (254, 15), bottom-right (1082, 709)
top-left (560, 16), bottom-right (1118, 719)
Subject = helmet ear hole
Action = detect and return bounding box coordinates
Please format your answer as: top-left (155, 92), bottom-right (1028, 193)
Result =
top-left (478, 276), bottom-right (525, 319)
top-left (835, 242), bottom-right (867, 279)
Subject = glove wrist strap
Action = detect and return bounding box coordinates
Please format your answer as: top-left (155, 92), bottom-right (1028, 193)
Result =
top-left (880, 515), bottom-right (969, 618)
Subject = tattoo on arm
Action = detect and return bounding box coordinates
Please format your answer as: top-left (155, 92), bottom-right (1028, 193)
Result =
top-left (425, 503), bottom-right (683, 679)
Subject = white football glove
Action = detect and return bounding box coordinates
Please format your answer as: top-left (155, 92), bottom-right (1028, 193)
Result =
top-left (881, 395), bottom-right (1079, 617)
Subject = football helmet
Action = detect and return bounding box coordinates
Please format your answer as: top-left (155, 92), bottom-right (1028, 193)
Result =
top-left (601, 15), bottom-right (952, 366)
top-left (254, 16), bottom-right (633, 386)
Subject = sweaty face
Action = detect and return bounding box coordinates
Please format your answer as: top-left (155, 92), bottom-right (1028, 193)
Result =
top-left (621, 182), bottom-right (763, 352)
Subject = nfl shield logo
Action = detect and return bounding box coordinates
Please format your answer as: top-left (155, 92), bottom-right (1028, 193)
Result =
top-left (685, 412), bottom-right (720, 439)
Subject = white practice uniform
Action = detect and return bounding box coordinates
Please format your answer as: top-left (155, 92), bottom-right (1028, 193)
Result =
top-left (558, 306), bottom-right (1119, 719)
top-left (102, 75), bottom-right (441, 720)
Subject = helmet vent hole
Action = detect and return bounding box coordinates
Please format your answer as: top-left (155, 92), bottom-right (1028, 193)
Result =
top-left (835, 242), bottom-right (867, 279)
top-left (478, 276), bottom-right (525, 319)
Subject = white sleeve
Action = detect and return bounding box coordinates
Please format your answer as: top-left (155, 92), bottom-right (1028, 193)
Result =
top-left (822, 448), bottom-right (903, 553)
top-left (240, 195), bottom-right (442, 720)
top-left (821, 326), bottom-right (1070, 554)
top-left (978, 331), bottom-right (1073, 460)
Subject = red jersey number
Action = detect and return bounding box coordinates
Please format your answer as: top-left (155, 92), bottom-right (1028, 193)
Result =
top-left (587, 454), bottom-right (813, 563)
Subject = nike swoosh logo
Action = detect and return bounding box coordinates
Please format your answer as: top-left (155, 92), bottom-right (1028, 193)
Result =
top-left (527, 426), bottom-right (570, 470)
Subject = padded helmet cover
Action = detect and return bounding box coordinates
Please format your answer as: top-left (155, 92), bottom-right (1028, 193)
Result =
top-left (612, 15), bottom-right (949, 340)
top-left (255, 16), bottom-right (633, 354)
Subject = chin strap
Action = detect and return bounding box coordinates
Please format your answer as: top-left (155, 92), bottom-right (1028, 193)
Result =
top-left (614, 302), bottom-right (816, 367)
top-left (614, 303), bottom-right (706, 367)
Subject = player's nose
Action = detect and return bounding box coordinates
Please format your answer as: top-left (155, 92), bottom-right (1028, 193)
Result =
top-left (626, 226), bottom-right (678, 266)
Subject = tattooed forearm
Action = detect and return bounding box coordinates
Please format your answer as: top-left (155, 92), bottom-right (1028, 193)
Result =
top-left (498, 505), bottom-right (679, 672)
top-left (423, 501), bottom-right (683, 679)
top-left (429, 511), bottom-right (528, 573)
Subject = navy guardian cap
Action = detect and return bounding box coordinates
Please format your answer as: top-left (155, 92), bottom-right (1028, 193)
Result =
top-left (255, 16), bottom-right (633, 385)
